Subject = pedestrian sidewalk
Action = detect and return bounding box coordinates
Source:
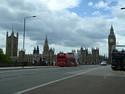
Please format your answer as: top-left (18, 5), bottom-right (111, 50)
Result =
top-left (0, 66), bottom-right (58, 70)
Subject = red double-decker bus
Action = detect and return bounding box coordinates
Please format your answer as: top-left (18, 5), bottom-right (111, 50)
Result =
top-left (56, 52), bottom-right (78, 67)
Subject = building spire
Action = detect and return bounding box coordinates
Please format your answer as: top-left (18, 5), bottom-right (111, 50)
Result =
top-left (43, 35), bottom-right (49, 54)
top-left (6, 31), bottom-right (8, 37)
top-left (37, 45), bottom-right (39, 54)
top-left (110, 25), bottom-right (114, 35)
top-left (45, 35), bottom-right (48, 44)
top-left (11, 25), bottom-right (14, 36)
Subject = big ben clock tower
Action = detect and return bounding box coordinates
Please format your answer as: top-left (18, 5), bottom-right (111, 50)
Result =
top-left (108, 25), bottom-right (116, 64)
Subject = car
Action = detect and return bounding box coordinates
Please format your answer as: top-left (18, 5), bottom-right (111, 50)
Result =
top-left (100, 61), bottom-right (107, 66)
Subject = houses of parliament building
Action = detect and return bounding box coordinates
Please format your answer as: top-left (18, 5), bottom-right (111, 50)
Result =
top-left (6, 28), bottom-right (55, 66)
top-left (5, 25), bottom-right (115, 66)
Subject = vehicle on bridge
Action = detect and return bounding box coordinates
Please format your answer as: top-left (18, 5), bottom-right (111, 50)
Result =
top-left (100, 61), bottom-right (107, 66)
top-left (56, 52), bottom-right (78, 67)
top-left (111, 45), bottom-right (125, 70)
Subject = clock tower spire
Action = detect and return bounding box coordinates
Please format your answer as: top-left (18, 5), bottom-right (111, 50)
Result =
top-left (108, 25), bottom-right (116, 64)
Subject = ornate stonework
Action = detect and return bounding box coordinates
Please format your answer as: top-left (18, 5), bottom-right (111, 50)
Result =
top-left (6, 29), bottom-right (18, 57)
top-left (78, 48), bottom-right (100, 64)
top-left (108, 25), bottom-right (116, 64)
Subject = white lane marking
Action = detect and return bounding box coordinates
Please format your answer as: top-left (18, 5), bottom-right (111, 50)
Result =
top-left (15, 67), bottom-right (102, 94)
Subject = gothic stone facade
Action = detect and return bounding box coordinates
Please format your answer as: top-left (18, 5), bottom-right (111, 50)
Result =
top-left (78, 48), bottom-right (100, 65)
top-left (17, 36), bottom-right (55, 66)
top-left (108, 25), bottom-right (116, 64)
top-left (42, 36), bottom-right (55, 65)
top-left (6, 31), bottom-right (18, 57)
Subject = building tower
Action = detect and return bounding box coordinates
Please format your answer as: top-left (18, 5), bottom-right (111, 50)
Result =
top-left (92, 48), bottom-right (99, 64)
top-left (33, 46), bottom-right (39, 55)
top-left (33, 47), bottom-right (37, 55)
top-left (79, 47), bottom-right (84, 65)
top-left (36, 46), bottom-right (39, 55)
top-left (49, 48), bottom-right (55, 65)
top-left (108, 25), bottom-right (116, 64)
top-left (43, 36), bottom-right (49, 64)
top-left (83, 48), bottom-right (88, 64)
top-left (6, 27), bottom-right (18, 57)
top-left (79, 47), bottom-right (88, 65)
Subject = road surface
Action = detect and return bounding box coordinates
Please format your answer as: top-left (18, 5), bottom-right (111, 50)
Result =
top-left (0, 65), bottom-right (125, 94)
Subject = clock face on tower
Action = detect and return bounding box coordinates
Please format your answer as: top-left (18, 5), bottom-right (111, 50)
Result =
top-left (109, 38), bottom-right (114, 43)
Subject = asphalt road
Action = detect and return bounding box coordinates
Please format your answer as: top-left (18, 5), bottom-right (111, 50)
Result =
top-left (0, 65), bottom-right (97, 94)
top-left (0, 65), bottom-right (125, 94)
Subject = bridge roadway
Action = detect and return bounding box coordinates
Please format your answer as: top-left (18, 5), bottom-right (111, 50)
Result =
top-left (0, 65), bottom-right (125, 94)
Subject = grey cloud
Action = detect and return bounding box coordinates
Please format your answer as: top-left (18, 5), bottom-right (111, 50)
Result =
top-left (0, 0), bottom-right (110, 50)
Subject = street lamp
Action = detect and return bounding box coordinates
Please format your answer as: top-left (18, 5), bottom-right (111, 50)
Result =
top-left (23, 16), bottom-right (36, 51)
top-left (121, 7), bottom-right (125, 10)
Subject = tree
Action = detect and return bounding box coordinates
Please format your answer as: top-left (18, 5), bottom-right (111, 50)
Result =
top-left (0, 48), bottom-right (12, 64)
top-left (0, 48), bottom-right (4, 54)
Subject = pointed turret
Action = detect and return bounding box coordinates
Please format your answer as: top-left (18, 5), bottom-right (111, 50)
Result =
top-left (37, 45), bottom-right (39, 54)
top-left (110, 25), bottom-right (115, 35)
top-left (43, 35), bottom-right (50, 65)
top-left (6, 27), bottom-right (18, 57)
top-left (43, 35), bottom-right (49, 53)
top-left (33, 47), bottom-right (36, 55)
top-left (108, 25), bottom-right (116, 40)
top-left (11, 25), bottom-right (14, 36)
top-left (6, 31), bottom-right (8, 37)
top-left (108, 25), bottom-right (116, 64)
top-left (17, 32), bottom-right (18, 38)
top-left (45, 35), bottom-right (48, 47)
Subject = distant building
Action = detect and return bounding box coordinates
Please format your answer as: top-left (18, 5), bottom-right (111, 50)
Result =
top-left (108, 25), bottom-right (116, 64)
top-left (6, 29), bottom-right (18, 57)
top-left (42, 36), bottom-right (50, 64)
top-left (16, 36), bottom-right (55, 66)
top-left (5, 27), bottom-right (18, 64)
top-left (49, 48), bottom-right (55, 65)
top-left (5, 28), bottom-right (56, 66)
top-left (87, 53), bottom-right (93, 64)
top-left (33, 46), bottom-right (39, 55)
top-left (92, 48), bottom-right (99, 64)
top-left (42, 36), bottom-right (55, 65)
top-left (17, 46), bottom-right (41, 66)
top-left (82, 48), bottom-right (88, 64)
top-left (78, 47), bottom-right (100, 64)
top-left (79, 47), bottom-right (87, 64)
top-left (32, 46), bottom-right (42, 65)
top-left (17, 50), bottom-right (33, 66)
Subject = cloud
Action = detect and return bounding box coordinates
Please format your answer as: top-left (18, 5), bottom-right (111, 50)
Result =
top-left (46, 0), bottom-right (80, 11)
top-left (109, 0), bottom-right (125, 36)
top-left (92, 11), bottom-right (101, 16)
top-left (94, 0), bottom-right (109, 9)
top-left (0, 0), bottom-right (110, 55)
top-left (0, 0), bottom-right (125, 56)
top-left (88, 2), bottom-right (93, 7)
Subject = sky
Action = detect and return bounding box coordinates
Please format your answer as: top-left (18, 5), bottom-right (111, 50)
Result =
top-left (0, 0), bottom-right (125, 56)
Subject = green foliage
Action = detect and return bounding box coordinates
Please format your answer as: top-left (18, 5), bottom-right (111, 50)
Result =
top-left (0, 48), bottom-right (3, 54)
top-left (0, 48), bottom-right (12, 64)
